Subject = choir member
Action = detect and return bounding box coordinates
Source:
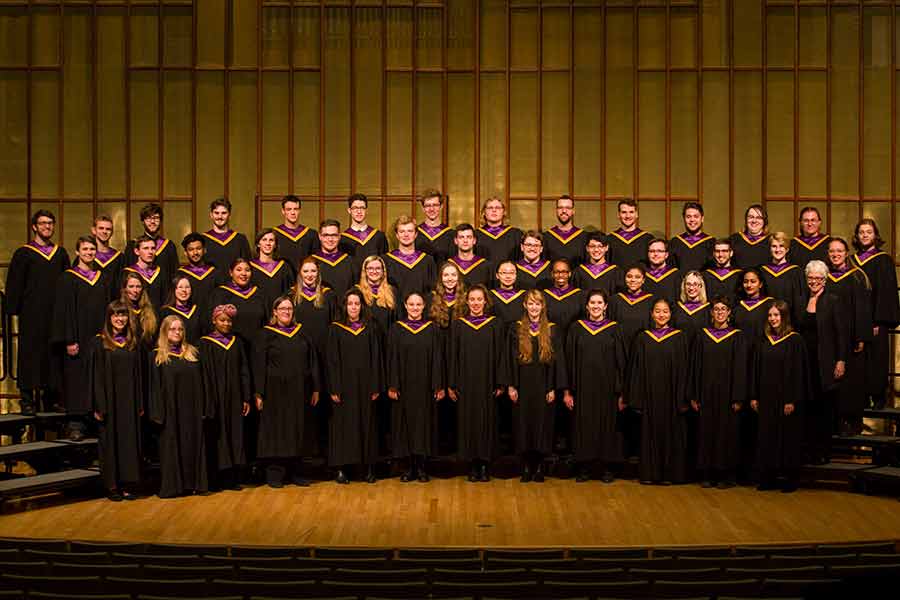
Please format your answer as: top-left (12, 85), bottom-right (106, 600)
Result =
top-left (798, 260), bottom-right (847, 465)
top-left (733, 268), bottom-right (774, 342)
top-left (160, 275), bottom-right (202, 343)
top-left (730, 204), bottom-right (770, 269)
top-left (273, 194), bottom-right (318, 272)
top-left (358, 255), bottom-right (399, 338)
top-left (207, 258), bottom-right (268, 353)
top-left (507, 290), bottom-right (567, 482)
top-left (89, 300), bottom-right (145, 501)
top-left (490, 260), bottom-right (526, 328)
top-left (149, 316), bottom-right (209, 498)
top-left (826, 238), bottom-right (873, 433)
top-left (200, 304), bottom-right (251, 490)
top-left (449, 223), bottom-right (491, 287)
top-left (574, 232), bottom-right (622, 295)
top-left (429, 261), bottom-right (466, 454)
top-left (564, 289), bottom-right (626, 483)
top-left (643, 238), bottom-right (681, 304)
top-left (250, 228), bottom-right (294, 308)
top-left (327, 288), bottom-right (383, 484)
top-left (543, 259), bottom-right (584, 336)
top-left (789, 207), bottom-right (830, 267)
top-left (52, 235), bottom-right (109, 438)
top-left (125, 203), bottom-right (178, 279)
top-left (202, 198), bottom-right (252, 272)
top-left (311, 219), bottom-right (354, 297)
top-left (751, 300), bottom-right (808, 493)
top-left (254, 296), bottom-right (321, 487)
top-left (387, 292), bottom-right (444, 482)
top-left (516, 230), bottom-right (552, 290)
top-left (703, 238), bottom-right (743, 303)
top-left (609, 265), bottom-right (656, 353)
top-left (761, 232), bottom-right (804, 324)
top-left (340, 193), bottom-right (389, 276)
top-left (6, 210), bottom-right (70, 414)
top-left (119, 271), bottom-right (158, 347)
top-left (543, 195), bottom-right (587, 268)
top-left (852, 218), bottom-right (900, 409)
top-left (609, 199), bottom-right (652, 268)
top-left (385, 215), bottom-right (436, 302)
top-left (123, 235), bottom-right (169, 311)
top-left (625, 298), bottom-right (691, 485)
top-left (178, 233), bottom-right (223, 317)
top-left (415, 189), bottom-right (455, 263)
top-left (673, 271), bottom-right (711, 342)
top-left (476, 196), bottom-right (523, 270)
top-left (92, 215), bottom-right (124, 296)
top-left (690, 297), bottom-right (748, 488)
top-left (448, 285), bottom-right (506, 482)
top-left (669, 202), bottom-right (714, 273)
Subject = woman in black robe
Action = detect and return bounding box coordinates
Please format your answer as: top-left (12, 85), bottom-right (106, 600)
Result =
top-left (507, 290), bottom-right (567, 482)
top-left (609, 264), bottom-right (656, 356)
top-left (327, 288), bottom-right (383, 484)
top-left (625, 298), bottom-right (691, 485)
top-left (207, 257), bottom-right (268, 354)
top-left (729, 204), bottom-right (770, 269)
top-left (160, 274), bottom-right (203, 342)
top-left (490, 260), bottom-right (526, 329)
top-left (852, 219), bottom-right (900, 409)
top-left (761, 232), bottom-right (804, 325)
top-left (200, 304), bottom-right (251, 489)
top-left (733, 268), bottom-right (774, 343)
top-left (690, 296), bottom-right (748, 488)
top-left (673, 271), bottom-right (711, 345)
top-left (89, 300), bottom-right (144, 500)
top-left (476, 197), bottom-right (523, 270)
top-left (542, 259), bottom-right (584, 338)
top-left (387, 292), bottom-right (444, 482)
top-left (149, 315), bottom-right (209, 498)
top-left (250, 228), bottom-right (295, 309)
top-left (564, 289), bottom-right (626, 483)
top-left (797, 260), bottom-right (848, 465)
top-left (750, 300), bottom-right (808, 493)
top-left (357, 255), bottom-right (399, 340)
top-left (448, 284), bottom-right (506, 482)
top-left (120, 271), bottom-right (159, 348)
top-left (429, 262), bottom-right (467, 454)
top-left (254, 296), bottom-right (321, 487)
top-left (826, 237), bottom-right (873, 432)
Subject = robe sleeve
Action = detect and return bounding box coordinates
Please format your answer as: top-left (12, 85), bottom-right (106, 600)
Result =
top-left (564, 327), bottom-right (579, 394)
top-left (672, 333), bottom-right (691, 414)
top-left (430, 327), bottom-right (445, 391)
top-left (872, 256), bottom-right (900, 326)
top-left (612, 328), bottom-right (626, 396)
top-left (50, 274), bottom-right (77, 346)
top-left (305, 333), bottom-right (321, 394)
top-left (199, 342), bottom-right (217, 419)
top-left (239, 235), bottom-right (252, 261)
top-left (551, 324), bottom-right (568, 391)
top-left (730, 332), bottom-right (750, 407)
top-left (851, 274), bottom-right (874, 343)
top-left (447, 321), bottom-right (460, 391)
top-left (624, 335), bottom-right (646, 410)
top-left (687, 332), bottom-right (702, 403)
top-left (87, 337), bottom-right (108, 415)
top-left (148, 353), bottom-right (165, 424)
top-left (325, 325), bottom-right (343, 397)
top-left (785, 336), bottom-right (809, 410)
top-left (505, 323), bottom-right (519, 389)
top-left (386, 324), bottom-right (401, 391)
top-left (829, 294), bottom-right (850, 364)
top-left (251, 330), bottom-right (269, 399)
top-left (237, 338), bottom-right (252, 404)
top-left (368, 326), bottom-right (384, 395)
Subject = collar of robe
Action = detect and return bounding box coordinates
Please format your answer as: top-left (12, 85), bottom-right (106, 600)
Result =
top-left (221, 283), bottom-right (258, 299)
top-left (646, 327), bottom-right (681, 342)
top-left (387, 249), bottom-right (426, 268)
top-left (740, 296), bottom-right (772, 311)
top-left (398, 320), bottom-right (432, 334)
top-left (766, 330), bottom-right (797, 346)
top-left (794, 233), bottom-right (828, 250)
top-left (126, 264), bottom-right (160, 284)
top-left (342, 226), bottom-right (377, 245)
top-left (578, 318), bottom-right (616, 335)
top-left (619, 291), bottom-right (654, 305)
top-left (478, 224), bottom-right (512, 239)
top-left (312, 250), bottom-right (349, 266)
top-left (646, 265), bottom-right (678, 282)
top-left (204, 229), bottom-right (238, 245)
top-left (202, 332), bottom-right (235, 350)
top-left (461, 315), bottom-right (494, 330)
top-left (492, 288), bottom-right (524, 303)
top-left (703, 326), bottom-right (739, 343)
top-left (516, 259), bottom-right (549, 276)
top-left (250, 259), bottom-right (285, 277)
top-left (418, 223), bottom-right (451, 240)
top-left (265, 323), bottom-right (302, 338)
top-left (762, 262), bottom-right (797, 277)
top-left (679, 301), bottom-right (709, 315)
top-left (707, 266), bottom-right (742, 280)
top-left (94, 248), bottom-right (120, 267)
top-left (611, 228), bottom-right (648, 244)
top-left (450, 255), bottom-right (486, 273)
top-left (547, 226), bottom-right (583, 244)
top-left (676, 231), bottom-right (713, 247)
top-left (333, 321), bottom-right (366, 335)
top-left (67, 267), bottom-right (100, 286)
top-left (545, 286), bottom-right (580, 301)
top-left (274, 224), bottom-right (310, 242)
top-left (580, 262), bottom-right (615, 278)
top-left (180, 264), bottom-right (215, 280)
top-left (740, 231), bottom-right (768, 244)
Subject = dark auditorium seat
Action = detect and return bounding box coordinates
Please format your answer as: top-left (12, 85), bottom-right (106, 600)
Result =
top-left (532, 567), bottom-right (627, 582)
top-left (769, 553), bottom-right (857, 567)
top-left (144, 543), bottom-right (228, 556)
top-left (24, 550), bottom-right (110, 564)
top-left (654, 546), bottom-right (733, 558)
top-left (391, 557), bottom-right (483, 571)
top-left (29, 594), bottom-right (132, 600)
top-left (581, 556), bottom-right (677, 570)
top-left (69, 541), bottom-right (146, 554)
top-left (206, 555), bottom-right (297, 568)
top-left (817, 541), bottom-right (896, 555)
top-left (760, 577), bottom-right (843, 597)
top-left (0, 574), bottom-right (103, 595)
top-left (142, 564), bottom-right (235, 580)
top-left (0, 550), bottom-right (18, 562)
top-left (858, 552), bottom-right (900, 564)
top-left (485, 557), bottom-right (579, 570)
top-left (231, 545), bottom-right (313, 558)
top-left (483, 548), bottom-right (567, 561)
top-left (396, 548), bottom-right (480, 560)
top-left (632, 567), bottom-right (725, 581)
top-left (538, 579), bottom-right (652, 598)
top-left (734, 545), bottom-right (816, 557)
top-left (314, 547), bottom-right (394, 560)
top-left (725, 566), bottom-right (827, 580)
top-left (110, 552), bottom-right (209, 566)
top-left (0, 539), bottom-right (68, 552)
top-left (322, 580), bottom-right (430, 598)
top-left (0, 560), bottom-right (48, 576)
top-left (105, 576), bottom-right (209, 596)
top-left (49, 562), bottom-right (142, 579)
top-left (569, 546), bottom-right (649, 559)
top-left (332, 567), bottom-right (427, 583)
top-left (137, 597), bottom-right (243, 600)
top-left (431, 580), bottom-right (539, 599)
top-left (294, 557), bottom-right (392, 570)
top-left (237, 566), bottom-right (330, 582)
top-left (211, 578), bottom-right (321, 598)
top-left (432, 568), bottom-right (530, 583)
top-left (676, 555), bottom-right (768, 569)
top-left (652, 578), bottom-right (761, 598)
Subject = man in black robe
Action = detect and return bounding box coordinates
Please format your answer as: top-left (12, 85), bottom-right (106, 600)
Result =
top-left (178, 232), bottom-right (223, 319)
top-left (415, 189), bottom-right (455, 263)
top-left (122, 235), bottom-right (170, 311)
top-left (543, 195), bottom-right (587, 268)
top-left (272, 194), bottom-right (318, 272)
top-left (202, 198), bottom-right (252, 272)
top-left (789, 207), bottom-right (830, 267)
top-left (92, 214), bottom-right (124, 300)
top-left (643, 238), bottom-right (681, 304)
top-left (669, 201), bottom-right (714, 272)
top-left (340, 193), bottom-right (389, 278)
top-left (608, 199), bottom-right (652, 268)
top-left (703, 239), bottom-right (743, 303)
top-left (385, 216), bottom-right (436, 302)
top-left (449, 223), bottom-right (491, 288)
top-left (312, 219), bottom-right (354, 297)
top-left (125, 203), bottom-right (179, 279)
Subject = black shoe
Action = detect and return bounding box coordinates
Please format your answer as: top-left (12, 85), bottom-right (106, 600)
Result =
top-left (365, 467), bottom-right (377, 484)
top-left (417, 469), bottom-right (430, 483)
top-left (701, 480), bottom-right (715, 489)
top-left (781, 480), bottom-right (798, 494)
top-left (479, 464), bottom-right (490, 482)
top-left (400, 469), bottom-right (415, 483)
top-left (107, 491), bottom-right (123, 502)
top-left (601, 472), bottom-right (615, 484)
top-left (717, 480), bottom-right (736, 489)
top-left (335, 470), bottom-right (349, 484)
top-left (576, 472), bottom-right (590, 483)
top-left (520, 464), bottom-right (532, 483)
top-left (292, 476), bottom-right (310, 487)
top-left (532, 464), bottom-right (545, 483)
top-left (121, 490), bottom-right (138, 501)
top-left (757, 481), bottom-right (778, 491)
top-left (267, 481), bottom-right (284, 489)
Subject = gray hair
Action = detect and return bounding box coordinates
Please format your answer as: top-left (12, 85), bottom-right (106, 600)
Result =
top-left (805, 259), bottom-right (828, 278)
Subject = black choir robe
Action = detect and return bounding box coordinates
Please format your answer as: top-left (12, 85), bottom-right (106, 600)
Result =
top-left (272, 224), bottom-right (318, 272)
top-left (160, 304), bottom-right (203, 343)
top-left (51, 269), bottom-right (110, 412)
top-left (207, 285), bottom-right (268, 355)
top-left (122, 264), bottom-right (169, 312)
top-left (751, 331), bottom-right (808, 472)
top-left (249, 259), bottom-right (295, 309)
top-left (703, 267), bottom-right (743, 303)
top-left (789, 234), bottom-right (830, 268)
top-left (254, 324), bottom-right (320, 459)
top-left (543, 287), bottom-right (584, 337)
top-left (311, 251), bottom-right (355, 297)
top-left (490, 289), bottom-right (526, 330)
top-left (326, 321), bottom-right (383, 466)
top-left (88, 336), bottom-right (144, 490)
top-left (508, 322), bottom-right (567, 455)
top-left (340, 227), bottom-right (389, 278)
top-left (5, 243), bottom-right (70, 390)
top-left (177, 264), bottom-right (223, 318)
top-left (366, 286), bottom-right (400, 341)
top-left (826, 267), bottom-right (873, 418)
top-left (643, 266), bottom-right (681, 304)
top-left (95, 249), bottom-right (125, 301)
top-left (125, 236), bottom-right (178, 282)
top-left (853, 249), bottom-right (900, 398)
top-left (573, 262), bottom-right (622, 296)
top-left (387, 320), bottom-right (444, 458)
top-left (626, 328), bottom-right (691, 483)
top-left (672, 301), bottom-right (711, 345)
top-left (200, 334), bottom-right (251, 470)
top-left (202, 230), bottom-right (252, 272)
top-left (608, 291), bottom-right (656, 355)
top-left (515, 259), bottom-right (552, 291)
top-left (669, 233), bottom-right (714, 273)
top-left (294, 287), bottom-right (338, 453)
top-left (566, 319), bottom-right (626, 463)
top-left (608, 228), bottom-right (652, 268)
top-left (729, 232), bottom-right (770, 270)
top-left (149, 349), bottom-right (209, 497)
top-left (690, 327), bottom-right (749, 472)
top-left (733, 297), bottom-right (775, 343)
top-left (476, 225), bottom-right (522, 270)
top-left (448, 316), bottom-right (506, 461)
top-left (449, 255), bottom-right (492, 288)
top-left (384, 250), bottom-right (436, 302)
top-left (761, 263), bottom-right (804, 324)
top-left (543, 226), bottom-right (587, 268)
top-left (415, 224), bottom-right (455, 264)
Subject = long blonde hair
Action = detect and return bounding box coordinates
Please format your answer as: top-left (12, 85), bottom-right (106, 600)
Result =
top-left (154, 315), bottom-right (199, 365)
top-left (120, 271), bottom-right (157, 344)
top-left (429, 261), bottom-right (467, 327)
top-left (516, 289), bottom-right (553, 364)
top-left (358, 255), bottom-right (395, 309)
top-left (292, 256), bottom-right (327, 308)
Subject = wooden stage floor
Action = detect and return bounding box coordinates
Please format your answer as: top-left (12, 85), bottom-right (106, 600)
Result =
top-left (1, 478), bottom-right (899, 548)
